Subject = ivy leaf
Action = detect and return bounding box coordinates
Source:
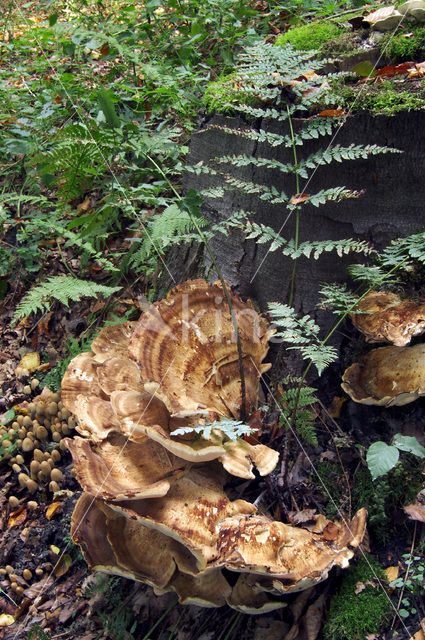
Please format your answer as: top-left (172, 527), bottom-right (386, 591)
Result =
top-left (392, 433), bottom-right (425, 459)
top-left (366, 441), bottom-right (399, 480)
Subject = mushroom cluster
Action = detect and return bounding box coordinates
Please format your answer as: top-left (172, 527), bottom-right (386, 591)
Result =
top-left (343, 291), bottom-right (425, 406)
top-left (63, 279), bottom-right (367, 612)
top-left (3, 387), bottom-right (75, 506)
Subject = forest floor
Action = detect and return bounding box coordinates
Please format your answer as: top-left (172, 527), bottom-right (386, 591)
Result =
top-left (1, 1), bottom-right (425, 639)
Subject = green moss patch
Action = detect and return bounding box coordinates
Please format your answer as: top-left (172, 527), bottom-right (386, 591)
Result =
top-left (334, 78), bottom-right (425, 115)
top-left (382, 27), bottom-right (425, 62)
top-left (275, 21), bottom-right (343, 51)
top-left (202, 73), bottom-right (259, 113)
top-left (323, 555), bottom-right (391, 640)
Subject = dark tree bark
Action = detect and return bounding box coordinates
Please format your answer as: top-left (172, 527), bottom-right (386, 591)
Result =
top-left (165, 111), bottom-right (425, 320)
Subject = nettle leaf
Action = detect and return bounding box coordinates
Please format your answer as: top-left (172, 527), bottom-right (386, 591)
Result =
top-left (367, 441), bottom-right (399, 480)
top-left (393, 433), bottom-right (425, 458)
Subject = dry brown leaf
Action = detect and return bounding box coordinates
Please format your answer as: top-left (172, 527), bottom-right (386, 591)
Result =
top-left (355, 580), bottom-right (375, 594)
top-left (318, 109), bottom-right (345, 117)
top-left (323, 522), bottom-right (340, 541)
top-left (290, 193), bottom-right (309, 205)
top-left (327, 395), bottom-right (346, 418)
top-left (8, 506), bottom-right (27, 528)
top-left (404, 501), bottom-right (425, 522)
top-left (77, 197), bottom-right (91, 213)
top-left (304, 593), bottom-right (326, 640)
top-left (54, 554), bottom-right (72, 578)
top-left (46, 501), bottom-right (62, 521)
top-left (384, 565), bottom-right (399, 583)
top-left (409, 630), bottom-right (425, 640)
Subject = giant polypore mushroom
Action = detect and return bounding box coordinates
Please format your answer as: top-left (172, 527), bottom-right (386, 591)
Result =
top-left (63, 279), bottom-right (367, 612)
top-left (351, 291), bottom-right (425, 347)
top-left (342, 343), bottom-right (425, 406)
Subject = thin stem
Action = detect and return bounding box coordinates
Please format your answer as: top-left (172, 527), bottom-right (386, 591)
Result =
top-left (140, 603), bottom-right (176, 640)
top-left (391, 520), bottom-right (417, 630)
top-left (146, 154), bottom-right (247, 419)
top-left (287, 104), bottom-right (300, 307)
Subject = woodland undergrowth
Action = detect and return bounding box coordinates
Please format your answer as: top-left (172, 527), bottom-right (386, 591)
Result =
top-left (2, 2), bottom-right (425, 639)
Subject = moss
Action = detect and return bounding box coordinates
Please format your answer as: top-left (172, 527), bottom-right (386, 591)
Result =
top-left (319, 31), bottom-right (359, 57)
top-left (381, 27), bottom-right (425, 62)
top-left (352, 460), bottom-right (424, 541)
top-left (323, 555), bottom-right (391, 640)
top-left (334, 78), bottom-right (425, 115)
top-left (275, 21), bottom-right (343, 52)
top-left (202, 73), bottom-right (259, 113)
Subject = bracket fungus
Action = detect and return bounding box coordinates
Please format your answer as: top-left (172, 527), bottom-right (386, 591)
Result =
top-left (63, 279), bottom-right (367, 612)
top-left (342, 343), bottom-right (425, 406)
top-left (351, 291), bottom-right (425, 347)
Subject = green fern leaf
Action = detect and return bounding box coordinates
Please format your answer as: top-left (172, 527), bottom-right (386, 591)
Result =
top-left (13, 277), bottom-right (121, 322)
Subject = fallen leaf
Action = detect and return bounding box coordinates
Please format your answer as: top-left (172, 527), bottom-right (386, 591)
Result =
top-left (303, 70), bottom-right (320, 81)
top-left (312, 514), bottom-right (329, 533)
top-left (323, 522), bottom-right (340, 541)
top-left (304, 593), bottom-right (326, 640)
top-left (355, 580), bottom-right (375, 594)
top-left (290, 193), bottom-right (309, 205)
top-left (353, 61), bottom-right (377, 78)
top-left (50, 544), bottom-right (60, 555)
top-left (54, 554), bottom-right (72, 578)
top-left (0, 614), bottom-right (15, 627)
top-left (100, 43), bottom-right (110, 56)
top-left (77, 197), bottom-right (91, 213)
top-left (404, 502), bottom-right (425, 522)
top-left (18, 352), bottom-right (40, 374)
top-left (318, 109), bottom-right (345, 117)
top-left (384, 565), bottom-right (399, 583)
top-left (23, 577), bottom-right (54, 600)
top-left (327, 395), bottom-right (346, 418)
top-left (409, 630), bottom-right (425, 640)
top-left (408, 61), bottom-right (425, 78)
top-left (46, 501), bottom-right (62, 521)
top-left (291, 509), bottom-right (317, 525)
top-left (37, 362), bottom-right (51, 373)
top-left (8, 507), bottom-right (27, 528)
top-left (376, 62), bottom-right (415, 77)
top-left (244, 409), bottom-right (262, 443)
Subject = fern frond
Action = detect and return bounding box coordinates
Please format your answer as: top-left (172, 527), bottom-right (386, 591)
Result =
top-left (291, 186), bottom-right (363, 209)
top-left (268, 302), bottom-right (337, 375)
top-left (203, 124), bottom-right (293, 148)
top-left (213, 154), bottom-right (295, 175)
top-left (380, 231), bottom-right (425, 269)
top-left (170, 418), bottom-right (255, 442)
top-left (278, 377), bottom-right (318, 446)
top-left (347, 264), bottom-right (399, 287)
top-left (296, 143), bottom-right (401, 178)
top-left (223, 176), bottom-right (288, 204)
top-left (244, 222), bottom-right (373, 259)
top-left (297, 344), bottom-right (337, 375)
top-left (13, 277), bottom-right (121, 322)
top-left (319, 283), bottom-right (360, 316)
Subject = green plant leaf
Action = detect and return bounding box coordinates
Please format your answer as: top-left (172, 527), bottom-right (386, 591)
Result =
top-left (98, 89), bottom-right (121, 129)
top-left (0, 408), bottom-right (15, 426)
top-left (366, 441), bottom-right (399, 480)
top-left (393, 433), bottom-right (425, 458)
top-left (353, 61), bottom-right (377, 78)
